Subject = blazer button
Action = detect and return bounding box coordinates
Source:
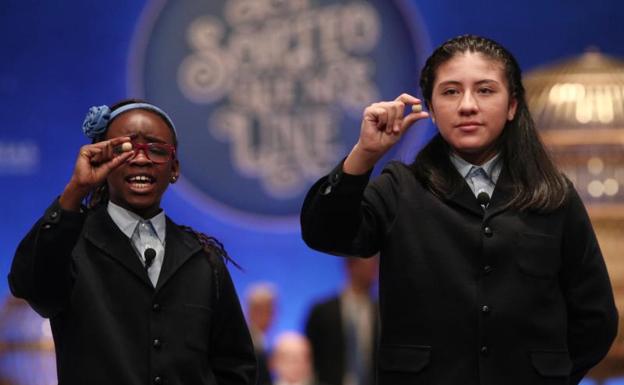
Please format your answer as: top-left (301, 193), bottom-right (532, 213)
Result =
top-left (152, 303), bottom-right (161, 312)
top-left (153, 339), bottom-right (162, 349)
top-left (50, 211), bottom-right (59, 219)
top-left (483, 265), bottom-right (493, 274)
top-left (483, 226), bottom-right (493, 237)
top-left (481, 305), bottom-right (491, 314)
top-left (153, 376), bottom-right (162, 385)
top-left (480, 345), bottom-right (489, 355)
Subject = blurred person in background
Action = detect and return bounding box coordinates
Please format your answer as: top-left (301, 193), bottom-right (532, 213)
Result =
top-left (246, 282), bottom-right (278, 385)
top-left (305, 257), bottom-right (378, 385)
top-left (271, 332), bottom-right (325, 385)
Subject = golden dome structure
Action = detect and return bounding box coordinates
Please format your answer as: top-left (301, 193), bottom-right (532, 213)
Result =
top-left (524, 49), bottom-right (624, 382)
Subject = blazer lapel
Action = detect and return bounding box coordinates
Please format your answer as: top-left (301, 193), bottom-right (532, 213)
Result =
top-left (485, 169), bottom-right (514, 219)
top-left (83, 207), bottom-right (153, 288)
top-left (444, 165), bottom-right (515, 219)
top-left (155, 218), bottom-right (202, 292)
top-left (445, 181), bottom-right (484, 217)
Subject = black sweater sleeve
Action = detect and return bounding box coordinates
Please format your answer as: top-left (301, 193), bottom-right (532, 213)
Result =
top-left (301, 161), bottom-right (404, 257)
top-left (8, 198), bottom-right (86, 318)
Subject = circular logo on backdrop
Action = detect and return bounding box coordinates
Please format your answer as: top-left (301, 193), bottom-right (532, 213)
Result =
top-left (130, 0), bottom-right (429, 229)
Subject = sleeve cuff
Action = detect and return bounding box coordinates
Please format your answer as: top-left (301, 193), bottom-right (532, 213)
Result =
top-left (320, 159), bottom-right (373, 196)
top-left (40, 198), bottom-right (86, 230)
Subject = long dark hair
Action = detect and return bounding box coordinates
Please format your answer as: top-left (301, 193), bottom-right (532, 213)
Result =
top-left (413, 35), bottom-right (568, 212)
top-left (83, 99), bottom-right (238, 271)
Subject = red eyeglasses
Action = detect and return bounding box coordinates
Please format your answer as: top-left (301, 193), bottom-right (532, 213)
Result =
top-left (115, 142), bottom-right (176, 164)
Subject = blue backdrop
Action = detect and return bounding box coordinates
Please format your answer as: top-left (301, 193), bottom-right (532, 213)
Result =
top-left (1, 0), bottom-right (623, 344)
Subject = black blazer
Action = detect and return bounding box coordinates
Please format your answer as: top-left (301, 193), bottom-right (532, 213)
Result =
top-left (9, 199), bottom-right (257, 385)
top-left (305, 297), bottom-right (378, 385)
top-left (300, 161), bottom-right (618, 385)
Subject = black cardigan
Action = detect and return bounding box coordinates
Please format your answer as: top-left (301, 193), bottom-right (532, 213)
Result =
top-left (9, 199), bottom-right (257, 385)
top-left (300, 160), bottom-right (618, 385)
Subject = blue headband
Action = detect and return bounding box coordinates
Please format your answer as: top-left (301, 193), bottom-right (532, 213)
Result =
top-left (82, 102), bottom-right (177, 139)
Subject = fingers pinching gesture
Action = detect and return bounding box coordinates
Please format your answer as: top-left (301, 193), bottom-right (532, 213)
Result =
top-left (59, 137), bottom-right (133, 211)
top-left (344, 93), bottom-right (429, 175)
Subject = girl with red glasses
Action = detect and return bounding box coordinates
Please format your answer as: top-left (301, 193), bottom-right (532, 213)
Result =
top-left (9, 100), bottom-right (257, 385)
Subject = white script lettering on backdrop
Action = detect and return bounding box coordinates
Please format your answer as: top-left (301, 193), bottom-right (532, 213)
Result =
top-left (177, 1), bottom-right (381, 198)
top-left (131, 0), bottom-right (427, 225)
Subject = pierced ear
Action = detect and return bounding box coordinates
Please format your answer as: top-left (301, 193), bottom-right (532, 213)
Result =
top-left (170, 171), bottom-right (180, 184)
top-left (170, 159), bottom-right (180, 184)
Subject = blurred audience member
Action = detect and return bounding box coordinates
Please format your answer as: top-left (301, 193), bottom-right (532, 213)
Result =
top-left (305, 257), bottom-right (378, 385)
top-left (270, 332), bottom-right (322, 385)
top-left (246, 282), bottom-right (277, 385)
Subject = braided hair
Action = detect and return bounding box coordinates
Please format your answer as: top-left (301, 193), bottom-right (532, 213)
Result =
top-left (82, 99), bottom-right (240, 294)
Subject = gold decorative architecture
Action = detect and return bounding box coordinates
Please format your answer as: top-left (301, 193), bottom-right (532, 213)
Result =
top-left (524, 49), bottom-right (624, 382)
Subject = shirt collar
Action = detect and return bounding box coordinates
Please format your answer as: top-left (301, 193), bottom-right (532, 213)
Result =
top-left (449, 153), bottom-right (502, 184)
top-left (107, 200), bottom-right (166, 243)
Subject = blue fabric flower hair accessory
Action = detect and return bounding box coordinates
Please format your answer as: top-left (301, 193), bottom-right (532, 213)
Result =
top-left (82, 105), bottom-right (112, 139)
top-left (81, 102), bottom-right (177, 140)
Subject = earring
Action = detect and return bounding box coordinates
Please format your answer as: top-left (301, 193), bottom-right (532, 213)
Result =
top-left (170, 176), bottom-right (177, 183)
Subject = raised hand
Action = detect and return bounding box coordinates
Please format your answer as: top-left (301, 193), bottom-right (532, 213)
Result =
top-left (59, 137), bottom-right (133, 211)
top-left (343, 93), bottom-right (429, 175)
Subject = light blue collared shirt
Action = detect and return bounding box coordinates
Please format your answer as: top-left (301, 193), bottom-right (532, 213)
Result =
top-left (107, 200), bottom-right (166, 286)
top-left (449, 153), bottom-right (502, 198)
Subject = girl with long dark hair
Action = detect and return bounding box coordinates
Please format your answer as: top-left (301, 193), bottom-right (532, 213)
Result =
top-left (301, 35), bottom-right (617, 385)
